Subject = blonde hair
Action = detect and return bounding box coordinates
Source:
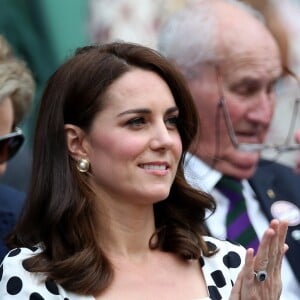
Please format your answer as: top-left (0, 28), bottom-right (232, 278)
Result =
top-left (0, 35), bottom-right (35, 124)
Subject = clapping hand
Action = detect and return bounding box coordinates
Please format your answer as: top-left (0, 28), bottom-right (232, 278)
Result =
top-left (230, 219), bottom-right (289, 300)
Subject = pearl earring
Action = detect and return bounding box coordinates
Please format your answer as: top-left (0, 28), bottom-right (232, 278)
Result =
top-left (76, 158), bottom-right (90, 173)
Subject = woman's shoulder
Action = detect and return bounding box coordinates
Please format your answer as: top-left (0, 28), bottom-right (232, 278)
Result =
top-left (1, 246), bottom-right (42, 270)
top-left (201, 236), bottom-right (246, 298)
top-left (202, 236), bottom-right (246, 270)
top-left (0, 247), bottom-right (92, 299)
top-left (203, 235), bottom-right (246, 255)
top-left (1, 246), bottom-right (41, 270)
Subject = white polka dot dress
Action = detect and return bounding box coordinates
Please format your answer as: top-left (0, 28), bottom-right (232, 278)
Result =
top-left (0, 237), bottom-right (245, 299)
top-left (0, 247), bottom-right (93, 300)
top-left (201, 236), bottom-right (246, 299)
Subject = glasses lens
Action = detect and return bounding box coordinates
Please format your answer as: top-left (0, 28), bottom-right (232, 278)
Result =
top-left (0, 134), bottom-right (24, 163)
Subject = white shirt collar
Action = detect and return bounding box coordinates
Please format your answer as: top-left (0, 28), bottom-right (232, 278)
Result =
top-left (184, 152), bottom-right (222, 193)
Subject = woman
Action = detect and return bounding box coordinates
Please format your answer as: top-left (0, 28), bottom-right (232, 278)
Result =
top-left (0, 42), bottom-right (288, 299)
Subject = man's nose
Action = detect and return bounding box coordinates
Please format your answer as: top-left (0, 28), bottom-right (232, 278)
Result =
top-left (248, 92), bottom-right (274, 124)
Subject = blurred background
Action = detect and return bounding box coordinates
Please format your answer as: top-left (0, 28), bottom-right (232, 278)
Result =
top-left (1, 0), bottom-right (300, 192)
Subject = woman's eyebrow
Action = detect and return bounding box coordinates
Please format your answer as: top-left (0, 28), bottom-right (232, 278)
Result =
top-left (166, 106), bottom-right (179, 114)
top-left (117, 108), bottom-right (151, 117)
top-left (117, 106), bottom-right (178, 117)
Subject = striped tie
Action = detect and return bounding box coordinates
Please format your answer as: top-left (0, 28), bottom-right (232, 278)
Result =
top-left (216, 176), bottom-right (259, 252)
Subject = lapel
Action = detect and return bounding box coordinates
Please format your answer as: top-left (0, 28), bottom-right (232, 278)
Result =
top-left (249, 159), bottom-right (300, 284)
top-left (249, 161), bottom-right (275, 220)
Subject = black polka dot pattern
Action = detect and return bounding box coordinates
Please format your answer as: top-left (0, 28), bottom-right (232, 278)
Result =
top-left (0, 247), bottom-right (102, 299)
top-left (0, 247), bottom-right (67, 299)
top-left (223, 251), bottom-right (242, 268)
top-left (7, 276), bottom-right (22, 295)
top-left (8, 248), bottom-right (21, 257)
top-left (45, 279), bottom-right (59, 295)
top-left (30, 292), bottom-right (45, 300)
top-left (211, 270), bottom-right (226, 288)
top-left (208, 285), bottom-right (222, 300)
top-left (202, 236), bottom-right (246, 299)
top-left (28, 246), bottom-right (39, 252)
top-left (0, 240), bottom-right (245, 299)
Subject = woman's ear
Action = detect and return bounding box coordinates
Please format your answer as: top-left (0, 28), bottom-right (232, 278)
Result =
top-left (64, 124), bottom-right (88, 160)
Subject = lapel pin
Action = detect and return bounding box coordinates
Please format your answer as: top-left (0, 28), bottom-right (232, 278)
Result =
top-left (267, 189), bottom-right (275, 199)
top-left (270, 200), bottom-right (300, 226)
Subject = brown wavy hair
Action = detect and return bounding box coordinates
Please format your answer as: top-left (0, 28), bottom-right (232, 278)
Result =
top-left (8, 42), bottom-right (216, 295)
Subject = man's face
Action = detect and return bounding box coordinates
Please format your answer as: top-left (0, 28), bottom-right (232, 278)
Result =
top-left (188, 37), bottom-right (282, 179)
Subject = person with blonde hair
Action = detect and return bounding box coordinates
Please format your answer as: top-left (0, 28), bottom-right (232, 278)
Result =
top-left (0, 35), bottom-right (35, 260)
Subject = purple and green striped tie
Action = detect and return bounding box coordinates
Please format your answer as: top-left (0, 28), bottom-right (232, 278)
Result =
top-left (216, 176), bottom-right (259, 252)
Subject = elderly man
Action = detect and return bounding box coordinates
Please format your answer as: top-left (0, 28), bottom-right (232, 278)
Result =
top-left (0, 35), bottom-right (34, 260)
top-left (158, 0), bottom-right (300, 299)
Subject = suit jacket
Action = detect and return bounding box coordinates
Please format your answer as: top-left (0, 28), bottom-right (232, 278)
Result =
top-left (250, 159), bottom-right (300, 283)
top-left (0, 184), bottom-right (25, 261)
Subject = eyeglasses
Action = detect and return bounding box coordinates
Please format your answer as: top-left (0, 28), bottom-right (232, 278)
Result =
top-left (0, 127), bottom-right (24, 164)
top-left (215, 67), bottom-right (300, 155)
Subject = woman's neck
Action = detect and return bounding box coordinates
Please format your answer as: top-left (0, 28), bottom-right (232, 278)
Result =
top-left (96, 201), bottom-right (156, 260)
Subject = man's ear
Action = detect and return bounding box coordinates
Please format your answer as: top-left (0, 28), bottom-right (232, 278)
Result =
top-left (64, 124), bottom-right (88, 160)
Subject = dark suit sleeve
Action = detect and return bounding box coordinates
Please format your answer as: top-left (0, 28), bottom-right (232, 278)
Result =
top-left (0, 184), bottom-right (25, 261)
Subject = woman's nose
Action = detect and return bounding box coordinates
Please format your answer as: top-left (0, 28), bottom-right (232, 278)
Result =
top-left (149, 123), bottom-right (174, 151)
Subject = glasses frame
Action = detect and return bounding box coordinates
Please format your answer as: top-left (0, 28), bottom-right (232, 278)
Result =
top-left (0, 127), bottom-right (24, 163)
top-left (215, 67), bottom-right (300, 154)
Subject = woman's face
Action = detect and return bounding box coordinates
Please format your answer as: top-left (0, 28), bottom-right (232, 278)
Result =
top-left (0, 97), bottom-right (14, 175)
top-left (82, 68), bottom-right (182, 205)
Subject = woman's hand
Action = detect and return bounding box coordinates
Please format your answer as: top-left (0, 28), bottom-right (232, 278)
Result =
top-left (230, 219), bottom-right (289, 300)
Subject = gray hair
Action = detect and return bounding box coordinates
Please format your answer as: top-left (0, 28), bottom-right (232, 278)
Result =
top-left (0, 35), bottom-right (35, 124)
top-left (157, 0), bottom-right (264, 77)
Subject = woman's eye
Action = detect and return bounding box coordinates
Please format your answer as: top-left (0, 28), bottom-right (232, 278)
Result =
top-left (126, 117), bottom-right (146, 127)
top-left (165, 116), bottom-right (179, 128)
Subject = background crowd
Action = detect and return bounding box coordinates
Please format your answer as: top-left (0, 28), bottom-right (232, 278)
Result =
top-left (1, 0), bottom-right (300, 192)
top-left (0, 0), bottom-right (300, 299)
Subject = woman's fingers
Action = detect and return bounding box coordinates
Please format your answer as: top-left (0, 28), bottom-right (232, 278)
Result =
top-left (269, 220), bottom-right (289, 274)
top-left (230, 220), bottom-right (288, 299)
top-left (253, 226), bottom-right (274, 273)
top-left (230, 249), bottom-right (255, 300)
top-left (265, 220), bottom-right (280, 274)
top-left (253, 220), bottom-right (288, 275)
